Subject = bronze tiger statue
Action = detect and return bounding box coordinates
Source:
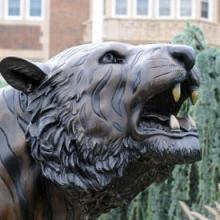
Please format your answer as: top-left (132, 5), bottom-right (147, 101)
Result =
top-left (0, 42), bottom-right (200, 220)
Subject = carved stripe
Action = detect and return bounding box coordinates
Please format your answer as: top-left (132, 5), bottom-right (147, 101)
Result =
top-left (0, 128), bottom-right (29, 220)
top-left (111, 69), bottom-right (127, 117)
top-left (18, 93), bottom-right (28, 121)
top-left (72, 54), bottom-right (89, 68)
top-left (79, 103), bottom-right (87, 130)
top-left (113, 122), bottom-right (124, 132)
top-left (3, 89), bottom-right (15, 114)
top-left (17, 116), bottom-right (28, 134)
top-left (0, 174), bottom-right (15, 204)
top-left (130, 50), bottom-right (144, 68)
top-left (131, 71), bottom-right (141, 94)
top-left (3, 90), bottom-right (28, 132)
top-left (150, 64), bottom-right (168, 69)
top-left (91, 68), bottom-right (112, 120)
top-left (153, 71), bottom-right (171, 79)
top-left (89, 67), bottom-right (98, 84)
top-left (76, 70), bottom-right (83, 83)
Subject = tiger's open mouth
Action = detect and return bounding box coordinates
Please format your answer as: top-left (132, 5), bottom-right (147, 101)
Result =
top-left (138, 79), bottom-right (198, 138)
top-left (129, 73), bottom-right (200, 163)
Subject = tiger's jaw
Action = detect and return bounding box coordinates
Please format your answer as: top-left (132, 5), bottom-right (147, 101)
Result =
top-left (130, 67), bottom-right (201, 164)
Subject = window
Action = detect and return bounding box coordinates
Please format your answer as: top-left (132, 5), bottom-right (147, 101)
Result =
top-left (159, 0), bottom-right (171, 16)
top-left (201, 0), bottom-right (209, 19)
top-left (114, 0), bottom-right (128, 16)
top-left (136, 0), bottom-right (149, 16)
top-left (7, 0), bottom-right (21, 17)
top-left (28, 0), bottom-right (42, 18)
top-left (180, 0), bottom-right (192, 17)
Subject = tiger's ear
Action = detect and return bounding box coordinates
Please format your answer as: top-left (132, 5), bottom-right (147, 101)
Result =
top-left (0, 57), bottom-right (47, 93)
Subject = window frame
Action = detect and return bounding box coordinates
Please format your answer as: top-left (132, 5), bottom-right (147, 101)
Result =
top-left (26, 0), bottom-right (44, 20)
top-left (0, 0), bottom-right (3, 19)
top-left (0, 0), bottom-right (2, 18)
top-left (177, 0), bottom-right (195, 19)
top-left (112, 0), bottom-right (130, 18)
top-left (5, 0), bottom-right (23, 20)
top-left (155, 0), bottom-right (175, 19)
top-left (200, 0), bottom-right (212, 21)
top-left (133, 0), bottom-right (152, 18)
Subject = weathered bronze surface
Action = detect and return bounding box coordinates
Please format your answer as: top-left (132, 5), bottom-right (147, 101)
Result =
top-left (0, 42), bottom-right (200, 220)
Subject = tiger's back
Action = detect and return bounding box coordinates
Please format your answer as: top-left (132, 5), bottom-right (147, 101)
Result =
top-left (0, 87), bottom-right (44, 220)
top-left (0, 87), bottom-right (70, 220)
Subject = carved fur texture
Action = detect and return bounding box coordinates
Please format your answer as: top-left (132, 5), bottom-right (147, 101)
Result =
top-left (0, 42), bottom-right (201, 219)
top-left (26, 43), bottom-right (200, 192)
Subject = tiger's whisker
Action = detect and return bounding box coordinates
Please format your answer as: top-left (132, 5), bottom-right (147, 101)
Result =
top-left (153, 71), bottom-right (171, 79)
top-left (150, 65), bottom-right (168, 69)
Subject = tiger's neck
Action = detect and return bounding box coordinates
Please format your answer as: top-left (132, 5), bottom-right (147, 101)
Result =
top-left (0, 87), bottom-right (88, 220)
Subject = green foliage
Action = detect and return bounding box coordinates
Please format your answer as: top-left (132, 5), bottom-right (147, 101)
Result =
top-left (172, 22), bottom-right (207, 53)
top-left (129, 196), bottom-right (145, 220)
top-left (0, 80), bottom-right (6, 88)
top-left (99, 23), bottom-right (220, 220)
top-left (194, 47), bottom-right (220, 213)
top-left (99, 208), bottom-right (125, 220)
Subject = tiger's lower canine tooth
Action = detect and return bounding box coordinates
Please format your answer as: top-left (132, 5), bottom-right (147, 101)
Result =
top-left (169, 115), bottom-right (180, 129)
top-left (172, 83), bottom-right (181, 102)
top-left (188, 115), bottom-right (196, 127)
top-left (191, 90), bottom-right (199, 105)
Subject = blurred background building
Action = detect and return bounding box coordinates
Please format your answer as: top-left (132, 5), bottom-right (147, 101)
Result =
top-left (0, 0), bottom-right (219, 61)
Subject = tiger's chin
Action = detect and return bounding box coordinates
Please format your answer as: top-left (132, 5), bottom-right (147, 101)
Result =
top-left (136, 117), bottom-right (200, 164)
top-left (140, 135), bottom-right (200, 164)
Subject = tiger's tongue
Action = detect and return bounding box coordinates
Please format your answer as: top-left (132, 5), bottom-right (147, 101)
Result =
top-left (142, 113), bottom-right (170, 121)
top-left (142, 113), bottom-right (196, 131)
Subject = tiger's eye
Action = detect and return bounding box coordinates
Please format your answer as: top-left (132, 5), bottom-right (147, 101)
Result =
top-left (100, 51), bottom-right (125, 64)
top-left (103, 53), bottom-right (116, 63)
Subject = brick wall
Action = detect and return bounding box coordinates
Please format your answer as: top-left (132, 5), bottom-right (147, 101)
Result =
top-left (0, 25), bottom-right (42, 50)
top-left (83, 19), bottom-right (220, 46)
top-left (49, 0), bottom-right (90, 57)
top-left (94, 19), bottom-right (220, 47)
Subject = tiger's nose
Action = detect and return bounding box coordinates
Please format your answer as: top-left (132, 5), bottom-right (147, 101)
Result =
top-left (168, 45), bottom-right (196, 71)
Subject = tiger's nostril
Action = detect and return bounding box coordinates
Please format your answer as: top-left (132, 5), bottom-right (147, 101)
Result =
top-left (168, 46), bottom-right (196, 71)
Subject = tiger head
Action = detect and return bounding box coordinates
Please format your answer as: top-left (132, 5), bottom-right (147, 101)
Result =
top-left (0, 42), bottom-right (200, 200)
